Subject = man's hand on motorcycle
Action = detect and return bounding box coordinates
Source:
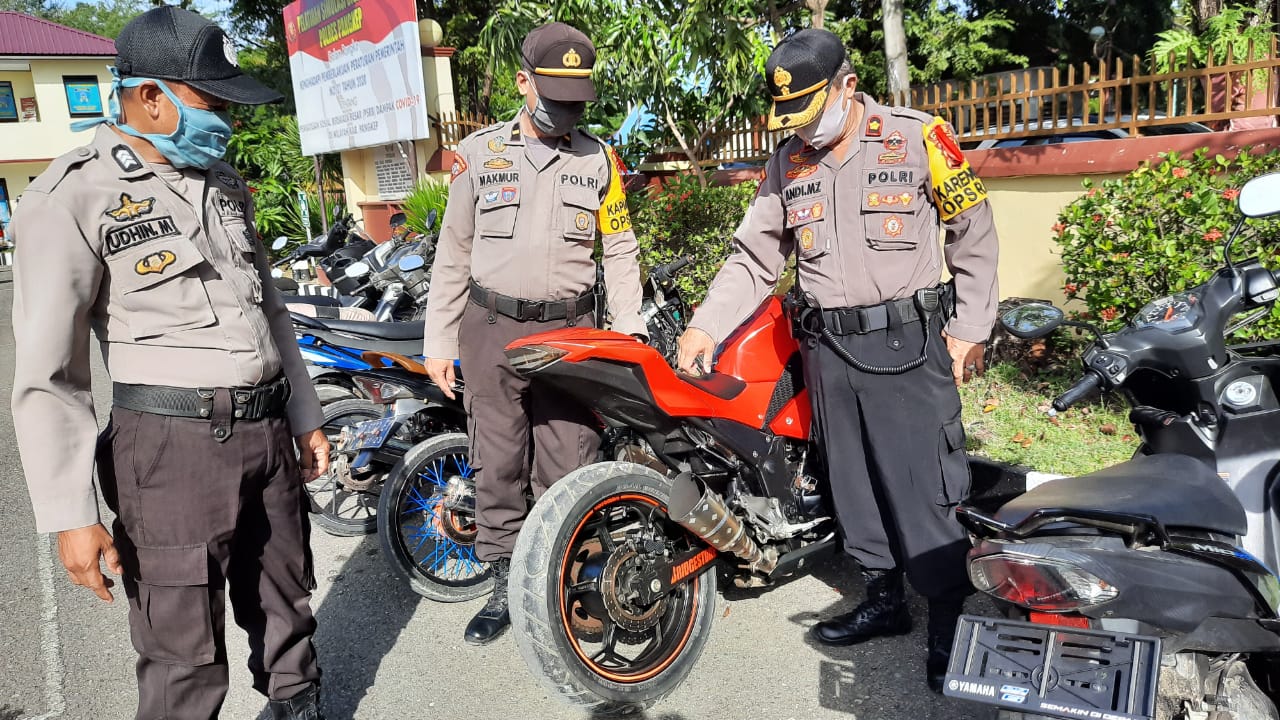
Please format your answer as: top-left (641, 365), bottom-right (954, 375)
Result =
top-left (426, 357), bottom-right (457, 400)
top-left (677, 328), bottom-right (715, 376)
top-left (943, 333), bottom-right (985, 386)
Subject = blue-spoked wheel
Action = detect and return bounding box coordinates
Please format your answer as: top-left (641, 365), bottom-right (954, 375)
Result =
top-left (377, 432), bottom-right (493, 602)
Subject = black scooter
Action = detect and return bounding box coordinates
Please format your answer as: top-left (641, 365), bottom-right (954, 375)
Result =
top-left (944, 171), bottom-right (1280, 720)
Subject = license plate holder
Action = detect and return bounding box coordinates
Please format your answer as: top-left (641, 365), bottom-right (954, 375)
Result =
top-left (943, 615), bottom-right (1161, 720)
top-left (341, 417), bottom-right (395, 452)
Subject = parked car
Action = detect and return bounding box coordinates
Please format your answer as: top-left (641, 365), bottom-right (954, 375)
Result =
top-left (961, 114), bottom-right (1213, 150)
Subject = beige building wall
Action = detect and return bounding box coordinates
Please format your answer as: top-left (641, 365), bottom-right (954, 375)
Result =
top-left (983, 174), bottom-right (1125, 305)
top-left (0, 57), bottom-right (113, 210)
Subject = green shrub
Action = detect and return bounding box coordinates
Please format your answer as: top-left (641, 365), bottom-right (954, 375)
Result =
top-left (629, 173), bottom-right (759, 305)
top-left (401, 178), bottom-right (450, 237)
top-left (1056, 147), bottom-right (1280, 340)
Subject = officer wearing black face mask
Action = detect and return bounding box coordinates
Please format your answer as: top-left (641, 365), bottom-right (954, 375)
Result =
top-left (422, 22), bottom-right (646, 645)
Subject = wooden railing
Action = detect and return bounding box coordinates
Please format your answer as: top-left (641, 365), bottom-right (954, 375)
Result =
top-left (912, 37), bottom-right (1280, 140)
top-left (433, 110), bottom-right (497, 148)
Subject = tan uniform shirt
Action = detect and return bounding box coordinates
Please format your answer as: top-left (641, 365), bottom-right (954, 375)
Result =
top-left (423, 118), bottom-right (646, 359)
top-left (10, 126), bottom-right (325, 534)
top-left (691, 96), bottom-right (1000, 344)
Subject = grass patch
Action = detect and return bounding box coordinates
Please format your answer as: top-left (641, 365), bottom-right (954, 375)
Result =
top-left (960, 362), bottom-right (1136, 477)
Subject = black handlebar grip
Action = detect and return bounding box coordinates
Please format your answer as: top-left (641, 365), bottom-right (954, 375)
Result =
top-left (1052, 372), bottom-right (1104, 412)
top-left (669, 255), bottom-right (694, 274)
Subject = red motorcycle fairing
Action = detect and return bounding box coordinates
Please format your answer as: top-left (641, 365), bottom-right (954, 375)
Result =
top-left (507, 298), bottom-right (811, 440)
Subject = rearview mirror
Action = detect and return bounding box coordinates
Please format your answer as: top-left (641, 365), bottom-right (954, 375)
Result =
top-left (344, 261), bottom-right (370, 279)
top-left (1000, 302), bottom-right (1065, 339)
top-left (271, 236), bottom-right (289, 251)
top-left (397, 254), bottom-right (426, 272)
top-left (390, 212), bottom-right (407, 226)
top-left (270, 268), bottom-right (284, 278)
top-left (427, 209), bottom-right (439, 230)
top-left (1238, 172), bottom-right (1280, 219)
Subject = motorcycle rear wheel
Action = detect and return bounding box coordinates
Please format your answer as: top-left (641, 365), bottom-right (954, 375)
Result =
top-left (305, 399), bottom-right (383, 536)
top-left (509, 461), bottom-right (718, 714)
top-left (377, 433), bottom-right (491, 602)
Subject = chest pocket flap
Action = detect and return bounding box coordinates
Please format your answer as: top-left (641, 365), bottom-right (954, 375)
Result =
top-left (784, 194), bottom-right (830, 259)
top-left (862, 187), bottom-right (925, 251)
top-left (110, 235), bottom-right (216, 340)
top-left (560, 185), bottom-right (601, 242)
top-left (476, 185), bottom-right (519, 239)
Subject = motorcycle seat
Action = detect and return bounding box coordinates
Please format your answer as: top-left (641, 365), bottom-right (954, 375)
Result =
top-left (678, 371), bottom-right (747, 401)
top-left (308, 318), bottom-right (425, 341)
top-left (307, 329), bottom-right (425, 357)
top-left (994, 453), bottom-right (1247, 537)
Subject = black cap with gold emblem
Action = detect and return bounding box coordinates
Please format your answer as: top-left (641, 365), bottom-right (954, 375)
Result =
top-left (521, 22), bottom-right (597, 103)
top-left (765, 29), bottom-right (847, 131)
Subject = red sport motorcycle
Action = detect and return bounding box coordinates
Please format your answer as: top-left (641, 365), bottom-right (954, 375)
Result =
top-left (503, 296), bottom-right (836, 712)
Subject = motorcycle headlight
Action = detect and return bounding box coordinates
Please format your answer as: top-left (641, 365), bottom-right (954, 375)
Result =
top-left (970, 553), bottom-right (1118, 612)
top-left (506, 345), bottom-right (568, 374)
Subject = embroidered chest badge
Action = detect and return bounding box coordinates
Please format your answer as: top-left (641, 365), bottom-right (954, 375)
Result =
top-left (135, 249), bottom-right (176, 275)
top-left (105, 193), bottom-right (155, 222)
top-left (799, 227), bottom-right (816, 251)
top-left (574, 212), bottom-right (591, 231)
top-left (786, 163), bottom-right (818, 180)
top-left (484, 190), bottom-right (499, 204)
top-left (501, 186), bottom-right (517, 203)
top-left (883, 215), bottom-right (905, 238)
top-left (878, 131), bottom-right (908, 165)
top-left (867, 192), bottom-right (882, 207)
top-left (487, 136), bottom-right (507, 154)
top-left (484, 157), bottom-right (514, 170)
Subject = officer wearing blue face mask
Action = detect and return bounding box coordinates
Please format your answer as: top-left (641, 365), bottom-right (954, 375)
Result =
top-left (9, 7), bottom-right (329, 719)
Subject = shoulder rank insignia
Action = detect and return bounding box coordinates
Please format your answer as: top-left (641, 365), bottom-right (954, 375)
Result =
top-left (111, 145), bottom-right (143, 172)
top-left (135, 249), bottom-right (176, 275)
top-left (484, 157), bottom-right (514, 170)
top-left (106, 193), bottom-right (155, 222)
top-left (866, 115), bottom-right (883, 138)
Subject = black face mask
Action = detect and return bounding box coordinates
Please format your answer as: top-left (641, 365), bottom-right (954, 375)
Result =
top-left (528, 80), bottom-right (585, 136)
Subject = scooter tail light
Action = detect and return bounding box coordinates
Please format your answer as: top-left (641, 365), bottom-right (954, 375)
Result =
top-left (506, 345), bottom-right (568, 374)
top-left (969, 554), bottom-right (1118, 612)
top-left (1029, 611), bottom-right (1092, 628)
top-left (351, 376), bottom-right (413, 404)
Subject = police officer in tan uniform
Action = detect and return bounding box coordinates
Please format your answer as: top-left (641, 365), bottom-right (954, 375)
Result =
top-left (677, 29), bottom-right (999, 691)
top-left (10, 8), bottom-right (329, 719)
top-left (423, 23), bottom-right (645, 645)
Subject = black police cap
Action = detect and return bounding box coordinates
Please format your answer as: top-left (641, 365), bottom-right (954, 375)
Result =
top-left (116, 6), bottom-right (282, 106)
top-left (765, 29), bottom-right (847, 131)
top-left (521, 22), bottom-right (597, 103)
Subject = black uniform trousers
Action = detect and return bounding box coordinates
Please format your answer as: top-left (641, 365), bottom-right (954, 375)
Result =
top-left (97, 400), bottom-right (321, 720)
top-left (458, 300), bottom-right (601, 562)
top-left (800, 311), bottom-right (972, 599)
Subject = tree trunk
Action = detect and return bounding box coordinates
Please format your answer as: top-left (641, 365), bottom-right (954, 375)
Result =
top-left (1191, 0), bottom-right (1223, 34)
top-left (882, 0), bottom-right (910, 106)
top-left (805, 0), bottom-right (829, 29)
top-left (663, 106), bottom-right (708, 189)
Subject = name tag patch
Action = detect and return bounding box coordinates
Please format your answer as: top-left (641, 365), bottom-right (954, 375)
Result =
top-left (784, 180), bottom-right (822, 202)
top-left (106, 216), bottom-right (181, 254)
top-left (478, 171), bottom-right (519, 187)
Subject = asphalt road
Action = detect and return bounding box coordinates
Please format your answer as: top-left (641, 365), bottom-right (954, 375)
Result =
top-left (0, 267), bottom-right (994, 720)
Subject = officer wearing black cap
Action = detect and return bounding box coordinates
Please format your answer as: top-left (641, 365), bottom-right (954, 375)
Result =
top-left (10, 7), bottom-right (328, 719)
top-left (423, 22), bottom-right (646, 645)
top-left (677, 28), bottom-right (1000, 691)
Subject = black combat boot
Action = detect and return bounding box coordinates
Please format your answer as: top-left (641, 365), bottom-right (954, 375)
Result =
top-left (268, 684), bottom-right (324, 720)
top-left (464, 557), bottom-right (510, 645)
top-left (811, 568), bottom-right (912, 646)
top-left (926, 591), bottom-right (969, 693)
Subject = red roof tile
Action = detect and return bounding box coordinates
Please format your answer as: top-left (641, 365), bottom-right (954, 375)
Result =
top-left (0, 12), bottom-right (116, 57)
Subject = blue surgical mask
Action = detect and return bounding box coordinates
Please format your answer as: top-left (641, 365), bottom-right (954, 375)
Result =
top-left (117, 78), bottom-right (232, 169)
top-left (72, 69), bottom-right (232, 170)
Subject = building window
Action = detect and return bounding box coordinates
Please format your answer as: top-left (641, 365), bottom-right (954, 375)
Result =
top-left (0, 82), bottom-right (17, 122)
top-left (63, 76), bottom-right (103, 118)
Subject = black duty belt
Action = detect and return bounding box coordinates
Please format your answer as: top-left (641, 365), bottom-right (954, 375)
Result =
top-left (113, 375), bottom-right (291, 422)
top-left (468, 279), bottom-right (594, 322)
top-left (821, 296), bottom-right (922, 336)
